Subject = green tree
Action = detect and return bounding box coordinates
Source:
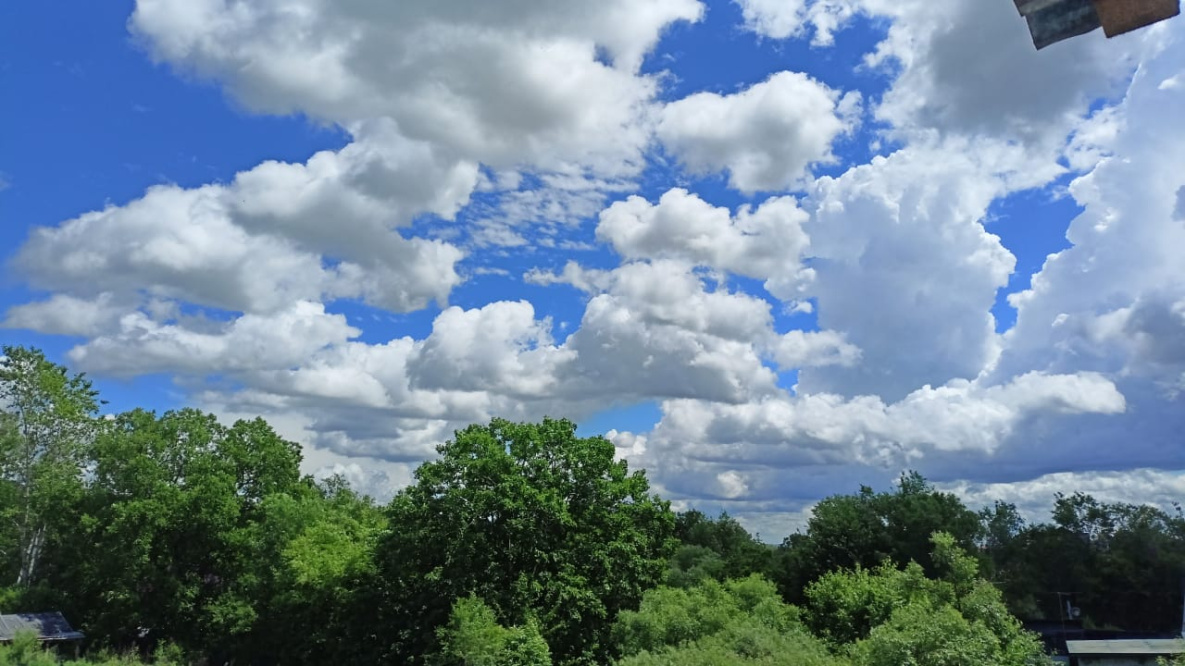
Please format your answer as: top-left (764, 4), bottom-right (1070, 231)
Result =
top-left (613, 575), bottom-right (843, 666)
top-left (374, 418), bottom-right (675, 665)
top-left (0, 346), bottom-right (100, 588)
top-left (987, 493), bottom-right (1185, 631)
top-left (806, 533), bottom-right (1049, 666)
top-left (433, 595), bottom-right (552, 666)
top-left (668, 511), bottom-right (773, 585)
top-left (774, 473), bottom-right (981, 603)
top-left (49, 408), bottom-right (306, 657)
top-left (247, 476), bottom-right (388, 665)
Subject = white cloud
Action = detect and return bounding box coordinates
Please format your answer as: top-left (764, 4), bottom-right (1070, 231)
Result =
top-left (942, 469), bottom-right (1185, 524)
top-left (799, 140), bottom-right (1020, 401)
top-left (523, 261), bottom-right (614, 294)
top-left (736, 0), bottom-right (1145, 155)
top-left (560, 261), bottom-right (781, 404)
top-left (130, 0), bottom-right (703, 177)
top-left (619, 369), bottom-right (1124, 511)
top-left (12, 128), bottom-right (470, 316)
top-left (68, 301), bottom-right (359, 377)
top-left (597, 189), bottom-right (814, 302)
top-left (735, 0), bottom-right (811, 41)
top-left (3, 293), bottom-right (128, 338)
top-left (409, 301), bottom-right (572, 397)
top-left (657, 72), bottom-right (857, 192)
top-left (773, 330), bottom-right (861, 369)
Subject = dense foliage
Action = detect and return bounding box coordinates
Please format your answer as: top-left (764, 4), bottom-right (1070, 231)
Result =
top-left (373, 418), bottom-right (675, 665)
top-left (1, 346), bottom-right (1183, 665)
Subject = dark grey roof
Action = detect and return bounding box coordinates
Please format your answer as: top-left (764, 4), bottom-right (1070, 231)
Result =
top-left (1066, 638), bottom-right (1185, 656)
top-left (1016, 0), bottom-right (1102, 49)
top-left (1013, 0), bottom-right (1181, 49)
top-left (0, 613), bottom-right (85, 642)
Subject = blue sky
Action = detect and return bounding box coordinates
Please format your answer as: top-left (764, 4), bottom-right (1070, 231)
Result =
top-left (3, 0), bottom-right (1183, 535)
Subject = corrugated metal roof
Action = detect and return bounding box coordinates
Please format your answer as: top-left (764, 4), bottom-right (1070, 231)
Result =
top-left (1066, 638), bottom-right (1185, 655)
top-left (0, 613), bottom-right (85, 642)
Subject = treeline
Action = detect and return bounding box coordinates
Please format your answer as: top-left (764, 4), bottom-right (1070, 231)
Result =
top-left (1, 345), bottom-right (1183, 665)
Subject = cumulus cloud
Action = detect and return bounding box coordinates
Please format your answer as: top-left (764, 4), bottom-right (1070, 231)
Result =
top-left (798, 141), bottom-right (1020, 401)
top-left (3, 293), bottom-right (128, 338)
top-left (773, 330), bottom-right (861, 369)
top-left (409, 301), bottom-right (572, 397)
top-left (68, 301), bottom-right (359, 377)
top-left (657, 72), bottom-right (858, 192)
top-left (130, 0), bottom-right (703, 176)
top-left (12, 127), bottom-right (470, 316)
top-left (942, 469), bottom-right (1185, 524)
top-left (596, 189), bottom-right (814, 302)
top-left (736, 0), bottom-right (1144, 153)
top-left (5, 0), bottom-right (1183, 529)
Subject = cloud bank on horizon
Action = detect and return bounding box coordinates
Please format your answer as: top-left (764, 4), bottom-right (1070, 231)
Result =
top-left (2, 0), bottom-right (1184, 536)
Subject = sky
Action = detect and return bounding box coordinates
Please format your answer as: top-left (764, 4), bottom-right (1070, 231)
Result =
top-left (2, 0), bottom-right (1184, 540)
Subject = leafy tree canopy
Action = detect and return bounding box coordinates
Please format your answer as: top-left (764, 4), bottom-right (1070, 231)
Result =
top-left (614, 575), bottom-right (842, 666)
top-left (375, 418), bottom-right (675, 665)
top-left (806, 533), bottom-right (1049, 666)
top-left (774, 472), bottom-right (982, 603)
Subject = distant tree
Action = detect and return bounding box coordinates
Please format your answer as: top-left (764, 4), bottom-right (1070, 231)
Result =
top-left (669, 511), bottom-right (774, 584)
top-left (374, 418), bottom-right (675, 666)
top-left (988, 493), bottom-right (1185, 632)
top-left (613, 575), bottom-right (842, 666)
top-left (774, 473), bottom-right (981, 603)
top-left (0, 346), bottom-right (100, 588)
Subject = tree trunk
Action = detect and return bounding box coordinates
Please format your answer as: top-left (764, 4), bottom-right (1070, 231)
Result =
top-left (17, 523), bottom-right (45, 588)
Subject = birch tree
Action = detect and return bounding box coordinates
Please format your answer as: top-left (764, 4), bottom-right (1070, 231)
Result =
top-left (0, 346), bottom-right (99, 588)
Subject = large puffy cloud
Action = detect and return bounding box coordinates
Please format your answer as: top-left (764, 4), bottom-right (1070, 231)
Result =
top-left (11, 125), bottom-right (471, 317)
top-left (409, 301), bottom-right (573, 398)
top-left (559, 261), bottom-right (781, 404)
top-left (736, 0), bottom-right (1145, 153)
top-left (798, 141), bottom-right (1021, 401)
top-left (657, 72), bottom-right (858, 192)
top-left (131, 0), bottom-right (703, 175)
top-left (596, 188), bottom-right (815, 302)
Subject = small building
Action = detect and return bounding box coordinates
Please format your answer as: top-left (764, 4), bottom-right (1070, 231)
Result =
top-left (1066, 638), bottom-right (1185, 666)
top-left (0, 612), bottom-right (85, 647)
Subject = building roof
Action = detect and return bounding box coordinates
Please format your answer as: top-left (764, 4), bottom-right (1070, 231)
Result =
top-left (1013, 0), bottom-right (1181, 49)
top-left (0, 613), bottom-right (85, 642)
top-left (1066, 638), bottom-right (1185, 656)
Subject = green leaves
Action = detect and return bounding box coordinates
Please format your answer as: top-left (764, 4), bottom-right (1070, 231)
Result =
top-left (805, 534), bottom-right (1049, 666)
top-left (0, 346), bottom-right (100, 588)
top-left (773, 472), bottom-right (982, 605)
top-left (376, 418), bottom-right (675, 665)
top-left (614, 576), bottom-right (841, 666)
top-left (434, 596), bottom-right (553, 666)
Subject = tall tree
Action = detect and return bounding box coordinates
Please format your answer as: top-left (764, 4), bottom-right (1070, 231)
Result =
top-left (0, 346), bottom-right (99, 588)
top-left (773, 472), bottom-right (981, 603)
top-left (374, 418), bottom-right (675, 666)
top-left (51, 408), bottom-right (307, 657)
